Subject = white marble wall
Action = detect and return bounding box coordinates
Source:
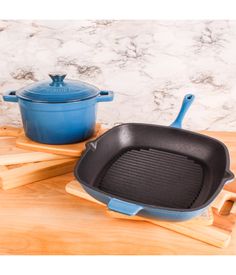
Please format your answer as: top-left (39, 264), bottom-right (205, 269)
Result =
top-left (0, 20), bottom-right (236, 131)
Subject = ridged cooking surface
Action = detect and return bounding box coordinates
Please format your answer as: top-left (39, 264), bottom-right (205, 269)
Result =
top-left (98, 148), bottom-right (204, 209)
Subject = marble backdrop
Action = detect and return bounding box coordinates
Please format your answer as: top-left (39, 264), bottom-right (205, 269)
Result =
top-left (0, 20), bottom-right (236, 131)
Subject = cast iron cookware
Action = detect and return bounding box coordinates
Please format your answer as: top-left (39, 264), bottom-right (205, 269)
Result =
top-left (3, 73), bottom-right (114, 145)
top-left (75, 94), bottom-right (234, 221)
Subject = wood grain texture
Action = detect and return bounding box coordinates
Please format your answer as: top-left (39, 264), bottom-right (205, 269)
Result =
top-left (16, 124), bottom-right (102, 156)
top-left (0, 173), bottom-right (236, 255)
top-left (0, 165), bottom-right (8, 172)
top-left (65, 180), bottom-right (233, 248)
top-left (0, 125), bottom-right (23, 137)
top-left (0, 151), bottom-right (70, 165)
top-left (0, 130), bottom-right (236, 254)
top-left (0, 129), bottom-right (70, 165)
top-left (0, 129), bottom-right (76, 190)
top-left (0, 159), bottom-right (76, 190)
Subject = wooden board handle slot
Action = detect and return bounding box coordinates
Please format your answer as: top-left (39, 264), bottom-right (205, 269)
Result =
top-left (211, 190), bottom-right (236, 215)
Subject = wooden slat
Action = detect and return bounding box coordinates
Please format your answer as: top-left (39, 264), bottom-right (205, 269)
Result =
top-left (0, 151), bottom-right (70, 165)
top-left (0, 128), bottom-right (71, 165)
top-left (106, 211), bottom-right (231, 248)
top-left (0, 159), bottom-right (76, 190)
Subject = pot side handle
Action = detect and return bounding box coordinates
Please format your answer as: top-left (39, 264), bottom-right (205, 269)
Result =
top-left (108, 198), bottom-right (143, 216)
top-left (96, 90), bottom-right (114, 103)
top-left (3, 91), bottom-right (18, 103)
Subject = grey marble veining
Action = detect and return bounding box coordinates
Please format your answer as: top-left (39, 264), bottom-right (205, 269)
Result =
top-left (0, 20), bottom-right (236, 130)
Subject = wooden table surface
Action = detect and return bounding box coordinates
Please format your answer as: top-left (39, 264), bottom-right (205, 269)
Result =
top-left (0, 172), bottom-right (236, 255)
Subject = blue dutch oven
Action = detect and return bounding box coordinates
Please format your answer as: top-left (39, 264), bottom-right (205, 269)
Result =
top-left (3, 73), bottom-right (114, 144)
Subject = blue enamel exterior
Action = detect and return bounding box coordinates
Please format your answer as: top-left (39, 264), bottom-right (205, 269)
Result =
top-left (170, 94), bottom-right (195, 128)
top-left (108, 198), bottom-right (143, 216)
top-left (3, 91), bottom-right (19, 102)
top-left (15, 74), bottom-right (101, 103)
top-left (3, 90), bottom-right (114, 144)
top-left (81, 185), bottom-right (206, 221)
top-left (76, 93), bottom-right (203, 221)
top-left (19, 99), bottom-right (96, 144)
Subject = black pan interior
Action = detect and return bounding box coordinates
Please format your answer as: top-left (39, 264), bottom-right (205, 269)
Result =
top-left (76, 124), bottom-right (229, 210)
top-left (98, 147), bottom-right (204, 208)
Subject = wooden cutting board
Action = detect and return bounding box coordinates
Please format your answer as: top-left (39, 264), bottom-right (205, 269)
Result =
top-left (16, 124), bottom-right (104, 156)
top-left (0, 126), bottom-right (76, 189)
top-left (0, 126), bottom-right (71, 165)
top-left (65, 130), bottom-right (236, 248)
top-left (0, 159), bottom-right (77, 190)
top-left (0, 124), bottom-right (106, 190)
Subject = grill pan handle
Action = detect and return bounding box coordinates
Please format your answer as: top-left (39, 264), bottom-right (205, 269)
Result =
top-left (108, 198), bottom-right (143, 216)
top-left (170, 94), bottom-right (195, 128)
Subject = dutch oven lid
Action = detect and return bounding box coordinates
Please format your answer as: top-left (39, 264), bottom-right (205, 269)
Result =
top-left (16, 73), bottom-right (100, 103)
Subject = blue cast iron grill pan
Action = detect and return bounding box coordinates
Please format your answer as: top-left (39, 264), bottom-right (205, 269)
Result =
top-left (74, 94), bottom-right (234, 221)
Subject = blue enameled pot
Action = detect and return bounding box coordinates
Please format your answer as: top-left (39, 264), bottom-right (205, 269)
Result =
top-left (3, 73), bottom-right (114, 144)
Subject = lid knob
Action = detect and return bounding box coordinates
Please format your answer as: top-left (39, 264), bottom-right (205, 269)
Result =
top-left (49, 73), bottom-right (66, 86)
